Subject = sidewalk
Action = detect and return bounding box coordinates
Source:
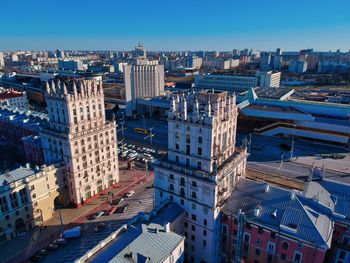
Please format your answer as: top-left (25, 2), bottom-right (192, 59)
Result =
top-left (1, 168), bottom-right (154, 263)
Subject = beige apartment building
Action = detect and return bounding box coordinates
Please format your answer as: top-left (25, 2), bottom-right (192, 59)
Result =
top-left (0, 163), bottom-right (66, 241)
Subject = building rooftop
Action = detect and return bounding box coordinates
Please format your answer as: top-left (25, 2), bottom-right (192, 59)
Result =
top-left (0, 165), bottom-right (36, 186)
top-left (0, 89), bottom-right (24, 100)
top-left (0, 107), bottom-right (48, 133)
top-left (222, 178), bottom-right (334, 249)
top-left (88, 202), bottom-right (185, 263)
top-left (110, 223), bottom-right (183, 263)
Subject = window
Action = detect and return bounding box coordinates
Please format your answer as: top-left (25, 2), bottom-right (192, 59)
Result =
top-left (191, 192), bottom-right (197, 199)
top-left (169, 184), bottom-right (174, 191)
top-left (267, 242), bottom-right (275, 254)
top-left (203, 240), bottom-right (207, 247)
top-left (191, 214), bottom-right (197, 221)
top-left (175, 142), bottom-right (179, 150)
top-left (270, 231), bottom-right (276, 239)
top-left (175, 155), bottom-right (179, 163)
top-left (198, 147), bottom-right (202, 156)
top-left (244, 233), bottom-right (250, 243)
top-left (184, 222), bottom-right (188, 228)
top-left (197, 162), bottom-right (201, 170)
top-left (186, 134), bottom-right (191, 143)
top-left (203, 219), bottom-right (207, 226)
top-left (186, 145), bottom-right (190, 155)
top-left (293, 252), bottom-right (302, 263)
top-left (191, 235), bottom-right (195, 241)
top-left (186, 159), bottom-right (190, 167)
top-left (181, 199), bottom-right (184, 205)
top-left (281, 253), bottom-right (287, 260)
top-left (255, 248), bottom-right (260, 256)
top-left (256, 239), bottom-right (262, 246)
top-left (192, 203), bottom-right (196, 210)
top-left (191, 225), bottom-right (195, 231)
top-left (180, 177), bottom-right (185, 186)
top-left (258, 227), bottom-right (264, 234)
top-left (192, 181), bottom-right (197, 187)
top-left (203, 230), bottom-right (207, 236)
top-left (282, 241), bottom-right (289, 250)
top-left (169, 174), bottom-right (174, 180)
top-left (175, 132), bottom-right (179, 139)
top-left (198, 136), bottom-right (202, 143)
top-left (170, 195), bottom-right (173, 201)
top-left (222, 225), bottom-right (228, 235)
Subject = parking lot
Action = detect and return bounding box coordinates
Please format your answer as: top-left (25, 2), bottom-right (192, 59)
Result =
top-left (39, 183), bottom-right (154, 263)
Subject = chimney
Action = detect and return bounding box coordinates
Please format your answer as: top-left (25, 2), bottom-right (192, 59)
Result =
top-left (254, 205), bottom-right (261, 217)
top-left (164, 222), bottom-right (170, 233)
top-left (264, 184), bottom-right (270, 193)
top-left (290, 190), bottom-right (296, 200)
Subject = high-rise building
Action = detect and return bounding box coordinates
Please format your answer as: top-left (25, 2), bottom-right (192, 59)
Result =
top-left (40, 79), bottom-right (119, 206)
top-left (0, 52), bottom-right (4, 68)
top-left (56, 49), bottom-right (65, 59)
top-left (260, 52), bottom-right (271, 71)
top-left (273, 48), bottom-right (282, 70)
top-left (58, 59), bottom-right (84, 71)
top-left (258, 71), bottom-right (281, 88)
top-left (124, 64), bottom-right (164, 116)
top-left (134, 43), bottom-right (146, 58)
top-left (154, 91), bottom-right (248, 263)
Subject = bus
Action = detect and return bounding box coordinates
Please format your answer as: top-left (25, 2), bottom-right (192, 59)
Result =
top-left (134, 127), bottom-right (150, 135)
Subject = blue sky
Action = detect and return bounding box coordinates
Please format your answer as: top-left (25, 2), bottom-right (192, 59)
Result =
top-left (0, 0), bottom-right (349, 51)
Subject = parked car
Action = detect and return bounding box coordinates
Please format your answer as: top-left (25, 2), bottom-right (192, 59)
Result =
top-left (112, 197), bottom-right (124, 205)
top-left (108, 206), bottom-right (117, 215)
top-left (121, 204), bottom-right (129, 213)
top-left (93, 210), bottom-right (105, 219)
top-left (61, 226), bottom-right (81, 239)
top-left (125, 190), bottom-right (135, 197)
top-left (47, 244), bottom-right (58, 251)
top-left (53, 238), bottom-right (67, 245)
top-left (94, 223), bottom-right (106, 232)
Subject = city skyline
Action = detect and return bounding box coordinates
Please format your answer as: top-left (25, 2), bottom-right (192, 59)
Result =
top-left (1, 0), bottom-right (349, 51)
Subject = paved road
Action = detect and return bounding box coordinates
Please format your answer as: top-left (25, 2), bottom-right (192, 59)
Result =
top-left (2, 169), bottom-right (153, 263)
top-left (40, 183), bottom-right (154, 263)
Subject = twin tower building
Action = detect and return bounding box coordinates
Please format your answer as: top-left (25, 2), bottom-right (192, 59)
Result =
top-left (40, 79), bottom-right (119, 206)
top-left (41, 78), bottom-right (247, 263)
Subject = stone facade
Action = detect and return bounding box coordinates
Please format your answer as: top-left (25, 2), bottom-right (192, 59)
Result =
top-left (40, 79), bottom-right (119, 206)
top-left (0, 163), bottom-right (66, 241)
top-left (154, 90), bottom-right (247, 263)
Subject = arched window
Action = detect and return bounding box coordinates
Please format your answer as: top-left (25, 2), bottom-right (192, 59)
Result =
top-left (282, 241), bottom-right (289, 250)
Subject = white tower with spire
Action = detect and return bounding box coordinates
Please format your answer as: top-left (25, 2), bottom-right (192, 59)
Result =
top-left (41, 79), bottom-right (119, 206)
top-left (154, 90), bottom-right (247, 263)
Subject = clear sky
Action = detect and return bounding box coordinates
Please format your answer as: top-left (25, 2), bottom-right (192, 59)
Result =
top-left (0, 0), bottom-right (349, 51)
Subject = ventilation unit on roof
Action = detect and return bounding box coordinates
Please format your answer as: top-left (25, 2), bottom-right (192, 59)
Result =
top-left (271, 209), bottom-right (277, 218)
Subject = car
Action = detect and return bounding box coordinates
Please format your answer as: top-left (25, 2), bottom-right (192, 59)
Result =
top-left (93, 210), bottom-right (105, 219)
top-left (121, 204), bottom-right (129, 213)
top-left (37, 249), bottom-right (48, 256)
top-left (53, 238), bottom-right (67, 245)
top-left (47, 244), bottom-right (58, 251)
top-left (125, 190), bottom-right (135, 197)
top-left (28, 255), bottom-right (41, 262)
top-left (94, 223), bottom-right (106, 232)
top-left (108, 206), bottom-right (117, 215)
top-left (112, 197), bottom-right (124, 205)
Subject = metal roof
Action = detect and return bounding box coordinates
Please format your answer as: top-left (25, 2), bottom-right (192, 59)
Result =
top-left (222, 178), bottom-right (334, 249)
top-left (0, 166), bottom-right (36, 186)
